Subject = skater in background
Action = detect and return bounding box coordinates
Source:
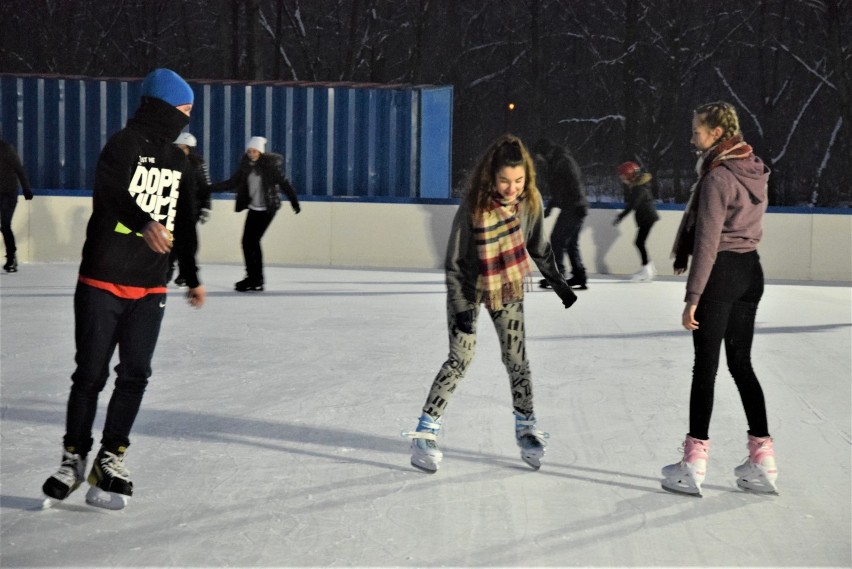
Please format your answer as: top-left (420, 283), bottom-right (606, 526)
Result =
top-left (533, 138), bottom-right (589, 290)
top-left (41, 68), bottom-right (206, 510)
top-left (405, 134), bottom-right (578, 473)
top-left (0, 137), bottom-right (33, 273)
top-left (210, 136), bottom-right (300, 292)
top-left (170, 131), bottom-right (212, 287)
top-left (613, 161), bottom-right (659, 282)
top-left (662, 101), bottom-right (777, 496)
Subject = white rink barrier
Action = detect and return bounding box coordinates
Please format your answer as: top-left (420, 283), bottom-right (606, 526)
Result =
top-left (10, 194), bottom-right (852, 282)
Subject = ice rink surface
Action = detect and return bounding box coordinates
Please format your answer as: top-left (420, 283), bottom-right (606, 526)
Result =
top-left (1, 262), bottom-right (850, 568)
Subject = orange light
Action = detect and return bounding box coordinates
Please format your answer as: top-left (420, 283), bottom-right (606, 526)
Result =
top-left (507, 103), bottom-right (516, 111)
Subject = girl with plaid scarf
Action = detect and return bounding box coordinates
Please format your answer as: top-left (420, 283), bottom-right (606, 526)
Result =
top-left (661, 102), bottom-right (777, 497)
top-left (405, 135), bottom-right (578, 473)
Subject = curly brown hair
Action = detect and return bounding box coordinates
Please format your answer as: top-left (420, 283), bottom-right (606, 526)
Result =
top-left (464, 133), bottom-right (542, 219)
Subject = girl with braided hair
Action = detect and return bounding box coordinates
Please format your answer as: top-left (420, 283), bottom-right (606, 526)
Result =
top-left (662, 101), bottom-right (778, 496)
top-left (404, 134), bottom-right (577, 473)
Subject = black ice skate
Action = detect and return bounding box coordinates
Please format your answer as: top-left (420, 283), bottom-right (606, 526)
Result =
top-left (235, 278), bottom-right (264, 292)
top-left (3, 255), bottom-right (18, 273)
top-left (41, 449), bottom-right (87, 508)
top-left (86, 447), bottom-right (133, 510)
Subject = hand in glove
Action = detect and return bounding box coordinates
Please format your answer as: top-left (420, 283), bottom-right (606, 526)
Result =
top-left (24, 192), bottom-right (33, 201)
top-left (198, 208), bottom-right (211, 224)
top-left (454, 309), bottom-right (475, 334)
top-left (544, 206), bottom-right (553, 218)
top-left (292, 203), bottom-right (301, 214)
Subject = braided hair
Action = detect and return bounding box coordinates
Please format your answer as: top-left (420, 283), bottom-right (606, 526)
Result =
top-left (693, 101), bottom-right (741, 142)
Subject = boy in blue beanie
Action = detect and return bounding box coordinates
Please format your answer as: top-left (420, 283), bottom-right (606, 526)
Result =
top-left (41, 68), bottom-right (205, 510)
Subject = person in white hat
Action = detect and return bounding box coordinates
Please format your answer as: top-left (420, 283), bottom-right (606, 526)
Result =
top-left (210, 135), bottom-right (300, 291)
top-left (170, 131), bottom-right (213, 287)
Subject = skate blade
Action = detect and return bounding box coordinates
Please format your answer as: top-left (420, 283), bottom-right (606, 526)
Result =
top-left (85, 486), bottom-right (129, 510)
top-left (41, 496), bottom-right (61, 510)
top-left (736, 478), bottom-right (778, 495)
top-left (661, 480), bottom-right (703, 497)
top-left (410, 457), bottom-right (439, 474)
top-left (521, 454), bottom-right (542, 470)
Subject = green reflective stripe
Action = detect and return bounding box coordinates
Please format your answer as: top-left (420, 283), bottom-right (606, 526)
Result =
top-left (114, 222), bottom-right (143, 237)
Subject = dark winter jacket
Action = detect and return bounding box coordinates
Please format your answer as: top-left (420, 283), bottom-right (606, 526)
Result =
top-left (0, 139), bottom-right (32, 198)
top-left (538, 146), bottom-right (588, 218)
top-left (78, 97), bottom-right (201, 289)
top-left (210, 153), bottom-right (299, 214)
top-left (686, 156), bottom-right (769, 305)
top-left (617, 173), bottom-right (659, 227)
top-left (444, 198), bottom-right (572, 315)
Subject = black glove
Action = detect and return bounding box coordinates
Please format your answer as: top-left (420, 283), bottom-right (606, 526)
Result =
top-left (24, 192), bottom-right (33, 201)
top-left (292, 203), bottom-right (301, 214)
top-left (556, 286), bottom-right (578, 309)
top-left (454, 309), bottom-right (475, 334)
top-left (576, 205), bottom-right (588, 217)
top-left (544, 206), bottom-right (553, 218)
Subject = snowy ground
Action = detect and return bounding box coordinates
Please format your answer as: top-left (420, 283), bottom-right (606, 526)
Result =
top-left (1, 263), bottom-right (850, 568)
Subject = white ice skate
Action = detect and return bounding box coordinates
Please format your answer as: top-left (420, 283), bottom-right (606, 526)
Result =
top-left (630, 261), bottom-right (656, 282)
top-left (515, 411), bottom-right (548, 469)
top-left (403, 414), bottom-right (443, 473)
top-left (735, 435), bottom-right (778, 494)
top-left (661, 435), bottom-right (709, 497)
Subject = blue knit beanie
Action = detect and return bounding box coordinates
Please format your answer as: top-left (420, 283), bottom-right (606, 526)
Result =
top-left (141, 68), bottom-right (194, 107)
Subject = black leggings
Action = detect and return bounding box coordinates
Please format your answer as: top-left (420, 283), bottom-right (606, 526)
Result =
top-left (635, 221), bottom-right (655, 266)
top-left (242, 209), bottom-right (276, 282)
top-left (688, 251), bottom-right (768, 440)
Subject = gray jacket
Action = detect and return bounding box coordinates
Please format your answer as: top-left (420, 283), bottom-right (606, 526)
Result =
top-left (445, 197), bottom-right (571, 314)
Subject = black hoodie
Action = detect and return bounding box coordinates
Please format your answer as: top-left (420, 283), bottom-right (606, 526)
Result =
top-left (78, 97), bottom-right (200, 288)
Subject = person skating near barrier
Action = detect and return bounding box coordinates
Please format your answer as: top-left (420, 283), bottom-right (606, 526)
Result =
top-left (210, 136), bottom-right (300, 292)
top-left (0, 138), bottom-right (33, 273)
top-left (613, 161), bottom-right (659, 282)
top-left (169, 131), bottom-right (212, 287)
top-left (532, 138), bottom-right (589, 290)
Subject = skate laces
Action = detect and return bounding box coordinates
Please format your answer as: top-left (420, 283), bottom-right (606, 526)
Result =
top-left (514, 413), bottom-right (549, 442)
top-left (52, 454), bottom-right (83, 485)
top-left (402, 414), bottom-right (442, 442)
top-left (98, 451), bottom-right (131, 480)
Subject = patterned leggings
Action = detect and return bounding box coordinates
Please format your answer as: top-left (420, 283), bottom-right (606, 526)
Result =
top-left (422, 300), bottom-right (533, 418)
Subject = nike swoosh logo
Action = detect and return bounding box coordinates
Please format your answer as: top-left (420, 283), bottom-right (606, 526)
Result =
top-left (159, 300), bottom-right (167, 308)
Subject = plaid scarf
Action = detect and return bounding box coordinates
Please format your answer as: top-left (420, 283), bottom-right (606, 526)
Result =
top-left (475, 194), bottom-right (532, 310)
top-left (671, 134), bottom-right (753, 269)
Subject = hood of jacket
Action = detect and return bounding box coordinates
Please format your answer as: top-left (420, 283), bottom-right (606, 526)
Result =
top-left (718, 155), bottom-right (770, 205)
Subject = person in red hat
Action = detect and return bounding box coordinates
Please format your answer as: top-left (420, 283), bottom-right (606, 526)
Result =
top-left (613, 161), bottom-right (659, 281)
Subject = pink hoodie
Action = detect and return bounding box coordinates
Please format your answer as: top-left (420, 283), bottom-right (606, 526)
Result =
top-left (686, 155), bottom-right (770, 304)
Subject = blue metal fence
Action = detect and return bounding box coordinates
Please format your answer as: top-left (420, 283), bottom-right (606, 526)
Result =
top-left (0, 73), bottom-right (453, 199)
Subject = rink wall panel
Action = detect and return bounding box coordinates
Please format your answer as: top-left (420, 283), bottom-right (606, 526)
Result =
top-left (0, 74), bottom-right (453, 199)
top-left (9, 194), bottom-right (852, 282)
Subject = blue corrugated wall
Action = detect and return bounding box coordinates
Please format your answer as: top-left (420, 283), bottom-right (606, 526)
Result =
top-left (0, 74), bottom-right (453, 199)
